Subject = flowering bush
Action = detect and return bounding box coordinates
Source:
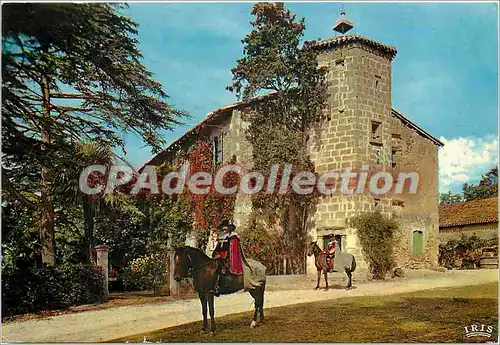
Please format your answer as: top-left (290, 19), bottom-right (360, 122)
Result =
top-left (109, 267), bottom-right (118, 278)
top-left (121, 253), bottom-right (167, 291)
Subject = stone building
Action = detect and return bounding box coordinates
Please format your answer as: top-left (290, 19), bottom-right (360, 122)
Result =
top-left (439, 197), bottom-right (498, 243)
top-left (146, 15), bottom-right (443, 273)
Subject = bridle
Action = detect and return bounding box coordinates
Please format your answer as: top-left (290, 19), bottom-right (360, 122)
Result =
top-left (311, 241), bottom-right (322, 256)
top-left (184, 252), bottom-right (213, 277)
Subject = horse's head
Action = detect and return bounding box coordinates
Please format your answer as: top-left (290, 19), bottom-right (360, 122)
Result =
top-left (173, 247), bottom-right (191, 282)
top-left (306, 241), bottom-right (318, 257)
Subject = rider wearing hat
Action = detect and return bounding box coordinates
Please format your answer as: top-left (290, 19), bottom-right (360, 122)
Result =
top-left (212, 220), bottom-right (245, 296)
top-left (323, 239), bottom-right (337, 272)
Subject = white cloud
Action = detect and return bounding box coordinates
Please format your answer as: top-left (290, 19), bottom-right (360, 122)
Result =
top-left (439, 135), bottom-right (498, 192)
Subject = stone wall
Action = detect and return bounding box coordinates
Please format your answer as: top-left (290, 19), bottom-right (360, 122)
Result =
top-left (305, 42), bottom-right (394, 272)
top-left (165, 37), bottom-right (441, 276)
top-left (439, 223), bottom-right (498, 243)
top-left (222, 109), bottom-right (253, 228)
top-left (389, 116), bottom-right (440, 268)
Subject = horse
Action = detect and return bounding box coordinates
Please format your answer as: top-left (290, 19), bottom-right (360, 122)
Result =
top-left (173, 246), bottom-right (266, 335)
top-left (306, 241), bottom-right (356, 290)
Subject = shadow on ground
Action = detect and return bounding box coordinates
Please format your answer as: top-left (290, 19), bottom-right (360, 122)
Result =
top-left (110, 283), bottom-right (498, 343)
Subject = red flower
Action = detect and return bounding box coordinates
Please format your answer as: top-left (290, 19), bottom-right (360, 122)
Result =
top-left (109, 268), bottom-right (118, 277)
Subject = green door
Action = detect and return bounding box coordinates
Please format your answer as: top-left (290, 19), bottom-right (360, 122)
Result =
top-left (412, 231), bottom-right (423, 256)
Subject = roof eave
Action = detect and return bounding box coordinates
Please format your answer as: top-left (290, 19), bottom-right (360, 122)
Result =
top-left (439, 220), bottom-right (498, 229)
top-left (391, 108), bottom-right (444, 147)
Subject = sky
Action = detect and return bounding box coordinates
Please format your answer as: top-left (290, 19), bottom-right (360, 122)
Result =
top-left (120, 2), bottom-right (498, 194)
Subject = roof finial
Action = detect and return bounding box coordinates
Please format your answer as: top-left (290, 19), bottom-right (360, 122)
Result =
top-left (333, 4), bottom-right (354, 35)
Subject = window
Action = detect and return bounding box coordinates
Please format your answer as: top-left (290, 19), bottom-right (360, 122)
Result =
top-left (374, 198), bottom-right (380, 208)
top-left (392, 199), bottom-right (405, 207)
top-left (374, 75), bottom-right (381, 91)
top-left (371, 121), bottom-right (382, 144)
top-left (375, 148), bottom-right (381, 164)
top-left (391, 149), bottom-right (398, 168)
top-left (213, 134), bottom-right (223, 165)
top-left (412, 230), bottom-right (424, 256)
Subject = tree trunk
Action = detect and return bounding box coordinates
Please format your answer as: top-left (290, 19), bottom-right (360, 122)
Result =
top-left (39, 73), bottom-right (56, 265)
top-left (40, 170), bottom-right (55, 265)
top-left (82, 197), bottom-right (94, 264)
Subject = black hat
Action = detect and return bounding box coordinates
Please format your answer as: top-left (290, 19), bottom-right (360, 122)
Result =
top-left (218, 219), bottom-right (235, 231)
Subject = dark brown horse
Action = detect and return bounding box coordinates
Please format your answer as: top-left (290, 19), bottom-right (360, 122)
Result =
top-left (307, 241), bottom-right (356, 290)
top-left (173, 246), bottom-right (266, 335)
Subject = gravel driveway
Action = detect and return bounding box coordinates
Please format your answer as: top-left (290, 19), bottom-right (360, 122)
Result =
top-left (2, 269), bottom-right (497, 343)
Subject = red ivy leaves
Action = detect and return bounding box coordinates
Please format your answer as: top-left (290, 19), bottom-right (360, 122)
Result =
top-left (187, 139), bottom-right (239, 234)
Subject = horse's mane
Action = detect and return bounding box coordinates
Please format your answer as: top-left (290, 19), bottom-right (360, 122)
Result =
top-left (180, 246), bottom-right (212, 261)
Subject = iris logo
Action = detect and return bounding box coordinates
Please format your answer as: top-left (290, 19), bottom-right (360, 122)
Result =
top-left (464, 324), bottom-right (494, 338)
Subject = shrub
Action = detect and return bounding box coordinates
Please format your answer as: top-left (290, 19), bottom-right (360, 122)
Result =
top-left (438, 233), bottom-right (498, 269)
top-left (350, 211), bottom-right (398, 280)
top-left (239, 213), bottom-right (288, 275)
top-left (2, 264), bottom-right (104, 317)
top-left (121, 253), bottom-right (168, 291)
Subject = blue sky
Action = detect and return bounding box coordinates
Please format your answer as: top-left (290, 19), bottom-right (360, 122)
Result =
top-left (120, 2), bottom-right (498, 193)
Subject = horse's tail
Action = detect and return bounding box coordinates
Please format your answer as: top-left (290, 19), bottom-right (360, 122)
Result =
top-left (241, 248), bottom-right (254, 273)
top-left (350, 255), bottom-right (357, 273)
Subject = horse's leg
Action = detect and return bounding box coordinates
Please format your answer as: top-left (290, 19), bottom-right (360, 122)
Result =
top-left (199, 293), bottom-right (208, 334)
top-left (315, 269), bottom-right (321, 289)
top-left (248, 288), bottom-right (259, 328)
top-left (323, 270), bottom-right (329, 290)
top-left (207, 292), bottom-right (216, 335)
top-left (259, 283), bottom-right (266, 324)
top-left (345, 269), bottom-right (352, 290)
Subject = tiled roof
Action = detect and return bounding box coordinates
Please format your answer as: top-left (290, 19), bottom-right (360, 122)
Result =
top-left (143, 36), bottom-right (441, 168)
top-left (307, 34), bottom-right (398, 60)
top-left (141, 93), bottom-right (277, 168)
top-left (439, 197), bottom-right (498, 228)
top-left (143, 100), bottom-right (442, 169)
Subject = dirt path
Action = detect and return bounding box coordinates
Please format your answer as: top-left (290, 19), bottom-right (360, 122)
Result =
top-left (2, 269), bottom-right (497, 343)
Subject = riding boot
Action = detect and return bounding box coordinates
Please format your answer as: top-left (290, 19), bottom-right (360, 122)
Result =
top-left (213, 274), bottom-right (221, 297)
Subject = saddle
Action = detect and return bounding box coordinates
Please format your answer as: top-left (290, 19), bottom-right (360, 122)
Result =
top-left (325, 253), bottom-right (335, 272)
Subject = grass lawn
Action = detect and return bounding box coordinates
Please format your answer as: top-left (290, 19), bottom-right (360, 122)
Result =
top-left (111, 283), bottom-right (498, 343)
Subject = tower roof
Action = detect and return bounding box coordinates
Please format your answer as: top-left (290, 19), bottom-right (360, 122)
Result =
top-left (307, 34), bottom-right (398, 61)
top-left (333, 9), bottom-right (354, 34)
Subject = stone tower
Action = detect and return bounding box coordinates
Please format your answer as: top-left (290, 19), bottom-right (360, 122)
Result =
top-left (306, 20), bottom-right (398, 272)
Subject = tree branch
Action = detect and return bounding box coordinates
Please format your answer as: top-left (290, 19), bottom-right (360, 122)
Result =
top-left (1, 167), bottom-right (37, 209)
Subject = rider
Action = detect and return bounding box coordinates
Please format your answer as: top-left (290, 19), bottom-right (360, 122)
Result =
top-left (323, 239), bottom-right (337, 272)
top-left (212, 220), bottom-right (244, 296)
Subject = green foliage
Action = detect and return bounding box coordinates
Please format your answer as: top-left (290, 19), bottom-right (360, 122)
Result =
top-left (350, 211), bottom-right (399, 279)
top-left (2, 3), bottom-right (187, 152)
top-left (439, 191), bottom-right (464, 205)
top-left (2, 3), bottom-right (187, 264)
top-left (121, 253), bottom-right (168, 291)
top-left (1, 199), bottom-right (41, 270)
top-left (2, 263), bottom-right (104, 317)
top-left (239, 211), bottom-right (295, 274)
top-left (438, 233), bottom-right (498, 269)
top-left (151, 194), bottom-right (193, 251)
top-left (463, 166), bottom-right (498, 201)
top-left (228, 3), bottom-right (326, 266)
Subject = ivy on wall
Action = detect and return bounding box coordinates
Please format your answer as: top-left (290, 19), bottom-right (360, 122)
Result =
top-left (187, 139), bottom-right (240, 249)
top-left (227, 3), bottom-right (328, 273)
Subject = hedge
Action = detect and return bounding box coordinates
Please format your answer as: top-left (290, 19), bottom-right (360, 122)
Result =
top-left (2, 263), bottom-right (105, 317)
